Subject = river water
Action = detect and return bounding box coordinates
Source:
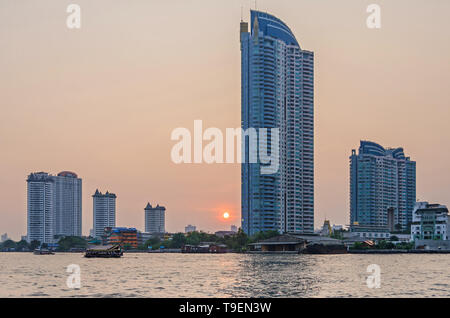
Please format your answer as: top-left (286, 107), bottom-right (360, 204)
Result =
top-left (0, 253), bottom-right (449, 297)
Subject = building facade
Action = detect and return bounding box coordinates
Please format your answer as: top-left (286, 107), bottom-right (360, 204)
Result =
top-left (54, 171), bottom-right (82, 237)
top-left (241, 10), bottom-right (314, 235)
top-left (27, 172), bottom-right (56, 243)
top-left (350, 141), bottom-right (416, 232)
top-left (26, 171), bottom-right (82, 243)
top-left (411, 202), bottom-right (449, 241)
top-left (93, 190), bottom-right (116, 239)
top-left (104, 227), bottom-right (138, 248)
top-left (145, 203), bottom-right (166, 234)
top-left (137, 231), bottom-right (153, 246)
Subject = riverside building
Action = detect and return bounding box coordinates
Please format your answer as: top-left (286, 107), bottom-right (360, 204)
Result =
top-left (241, 10), bottom-right (314, 235)
top-left (350, 141), bottom-right (416, 233)
top-left (145, 203), bottom-right (166, 234)
top-left (411, 202), bottom-right (449, 241)
top-left (27, 171), bottom-right (83, 243)
top-left (93, 190), bottom-right (116, 239)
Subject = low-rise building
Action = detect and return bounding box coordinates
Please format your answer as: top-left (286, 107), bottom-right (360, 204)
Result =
top-left (320, 220), bottom-right (332, 236)
top-left (389, 233), bottom-right (411, 242)
top-left (411, 202), bottom-right (449, 241)
top-left (215, 231), bottom-right (236, 238)
top-left (185, 224), bottom-right (196, 233)
top-left (104, 227), bottom-right (138, 248)
top-left (349, 224), bottom-right (391, 240)
top-left (137, 231), bottom-right (154, 246)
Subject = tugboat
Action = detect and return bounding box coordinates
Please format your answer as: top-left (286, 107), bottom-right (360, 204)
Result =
top-left (33, 248), bottom-right (55, 255)
top-left (84, 244), bottom-right (123, 258)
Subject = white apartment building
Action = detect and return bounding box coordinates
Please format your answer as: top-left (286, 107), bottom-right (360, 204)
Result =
top-left (27, 172), bottom-right (56, 243)
top-left (26, 171), bottom-right (82, 243)
top-left (145, 203), bottom-right (166, 234)
top-left (93, 190), bottom-right (116, 239)
top-left (54, 171), bottom-right (82, 237)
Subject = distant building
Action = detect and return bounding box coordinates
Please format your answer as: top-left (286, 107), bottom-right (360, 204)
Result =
top-left (145, 203), bottom-right (166, 234)
top-left (230, 225), bottom-right (238, 233)
top-left (185, 224), bottom-right (196, 233)
top-left (332, 225), bottom-right (344, 232)
top-left (348, 225), bottom-right (391, 240)
top-left (320, 220), bottom-right (332, 237)
top-left (214, 231), bottom-right (236, 238)
top-left (26, 171), bottom-right (82, 243)
top-left (411, 202), bottom-right (449, 241)
top-left (21, 235), bottom-right (27, 242)
top-left (137, 231), bottom-right (154, 246)
top-left (93, 190), bottom-right (116, 239)
top-left (54, 171), bottom-right (82, 237)
top-left (27, 172), bottom-right (56, 243)
top-left (350, 141), bottom-right (416, 231)
top-left (390, 233), bottom-right (411, 242)
top-left (1, 233), bottom-right (8, 242)
top-left (104, 227), bottom-right (137, 248)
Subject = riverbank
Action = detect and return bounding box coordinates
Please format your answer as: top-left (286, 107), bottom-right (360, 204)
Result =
top-left (349, 249), bottom-right (450, 254)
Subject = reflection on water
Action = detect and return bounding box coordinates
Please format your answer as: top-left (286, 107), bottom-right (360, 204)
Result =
top-left (0, 253), bottom-right (449, 297)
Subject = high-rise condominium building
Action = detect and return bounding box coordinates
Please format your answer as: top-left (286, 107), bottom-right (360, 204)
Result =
top-left (27, 171), bottom-right (82, 243)
top-left (241, 11), bottom-right (314, 235)
top-left (27, 172), bottom-right (56, 243)
top-left (93, 190), bottom-right (116, 238)
top-left (350, 141), bottom-right (416, 231)
top-left (54, 171), bottom-right (82, 237)
top-left (145, 203), bottom-right (166, 234)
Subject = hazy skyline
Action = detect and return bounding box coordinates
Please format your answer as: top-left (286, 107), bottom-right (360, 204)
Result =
top-left (1, 0), bottom-right (449, 240)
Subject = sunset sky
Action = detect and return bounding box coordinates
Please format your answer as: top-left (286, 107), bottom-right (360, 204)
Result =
top-left (1, 0), bottom-right (449, 240)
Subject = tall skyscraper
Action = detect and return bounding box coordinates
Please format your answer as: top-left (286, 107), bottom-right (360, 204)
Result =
top-left (26, 171), bottom-right (82, 243)
top-left (93, 190), bottom-right (116, 238)
top-left (54, 171), bottom-right (82, 237)
top-left (350, 141), bottom-right (416, 231)
top-left (27, 172), bottom-right (56, 243)
top-left (145, 203), bottom-right (166, 234)
top-left (241, 11), bottom-right (314, 235)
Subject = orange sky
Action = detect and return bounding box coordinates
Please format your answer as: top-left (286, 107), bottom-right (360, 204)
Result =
top-left (1, 0), bottom-right (449, 240)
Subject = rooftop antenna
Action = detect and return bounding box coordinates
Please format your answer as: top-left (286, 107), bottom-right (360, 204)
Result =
top-left (254, 0), bottom-right (257, 10)
top-left (241, 4), bottom-right (243, 22)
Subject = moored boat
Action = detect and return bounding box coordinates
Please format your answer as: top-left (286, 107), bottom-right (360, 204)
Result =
top-left (33, 249), bottom-right (55, 255)
top-left (84, 244), bottom-right (123, 258)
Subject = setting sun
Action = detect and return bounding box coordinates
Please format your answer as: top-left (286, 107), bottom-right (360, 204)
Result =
top-left (223, 212), bottom-right (230, 219)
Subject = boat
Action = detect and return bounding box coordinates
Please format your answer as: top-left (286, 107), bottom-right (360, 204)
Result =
top-left (84, 244), bottom-right (123, 258)
top-left (33, 248), bottom-right (55, 255)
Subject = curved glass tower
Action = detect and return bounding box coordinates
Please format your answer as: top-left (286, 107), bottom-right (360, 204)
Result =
top-left (241, 11), bottom-right (314, 235)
